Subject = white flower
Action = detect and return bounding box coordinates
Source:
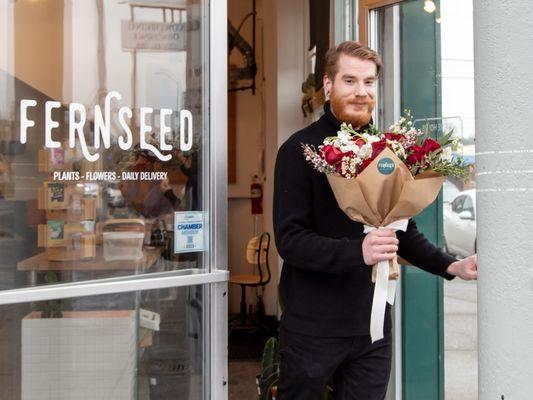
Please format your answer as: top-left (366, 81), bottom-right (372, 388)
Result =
top-left (337, 129), bottom-right (352, 144)
top-left (451, 138), bottom-right (462, 152)
top-left (364, 134), bottom-right (381, 144)
top-left (359, 144), bottom-right (372, 159)
top-left (441, 146), bottom-right (454, 162)
top-left (391, 142), bottom-right (406, 158)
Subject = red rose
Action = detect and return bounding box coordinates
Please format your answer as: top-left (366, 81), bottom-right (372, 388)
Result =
top-left (354, 138), bottom-right (366, 148)
top-left (322, 145), bottom-right (333, 153)
top-left (422, 138), bottom-right (440, 154)
top-left (360, 158), bottom-right (373, 171)
top-left (322, 145), bottom-right (344, 165)
top-left (406, 145), bottom-right (425, 165)
top-left (384, 132), bottom-right (405, 142)
top-left (371, 139), bottom-right (387, 159)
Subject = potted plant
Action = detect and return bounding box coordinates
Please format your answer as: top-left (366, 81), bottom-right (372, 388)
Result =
top-left (256, 337), bottom-right (333, 400)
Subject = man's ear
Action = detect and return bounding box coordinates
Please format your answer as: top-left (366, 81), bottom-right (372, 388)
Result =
top-left (323, 74), bottom-right (332, 94)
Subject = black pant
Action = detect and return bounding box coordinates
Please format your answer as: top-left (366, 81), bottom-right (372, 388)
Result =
top-left (277, 327), bottom-right (392, 400)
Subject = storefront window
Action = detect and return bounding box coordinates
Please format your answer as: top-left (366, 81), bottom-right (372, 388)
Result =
top-left (0, 0), bottom-right (209, 291)
top-left (0, 285), bottom-right (205, 399)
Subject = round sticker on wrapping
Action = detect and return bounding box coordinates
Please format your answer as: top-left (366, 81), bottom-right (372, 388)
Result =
top-left (377, 157), bottom-right (395, 175)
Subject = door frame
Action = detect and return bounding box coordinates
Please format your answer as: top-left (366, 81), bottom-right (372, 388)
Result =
top-left (357, 1), bottom-right (446, 400)
top-left (209, 0), bottom-right (229, 398)
top-left (358, 0), bottom-right (403, 46)
top-left (359, 3), bottom-right (405, 399)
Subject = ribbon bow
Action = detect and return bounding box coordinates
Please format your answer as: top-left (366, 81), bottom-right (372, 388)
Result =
top-left (364, 218), bottom-right (409, 343)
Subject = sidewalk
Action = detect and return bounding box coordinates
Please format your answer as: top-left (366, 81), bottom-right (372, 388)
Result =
top-left (444, 278), bottom-right (478, 400)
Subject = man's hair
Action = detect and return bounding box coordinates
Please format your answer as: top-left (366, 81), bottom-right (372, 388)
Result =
top-left (324, 41), bottom-right (382, 80)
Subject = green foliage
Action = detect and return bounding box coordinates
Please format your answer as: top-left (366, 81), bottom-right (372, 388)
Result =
top-left (258, 337), bottom-right (280, 400)
top-left (40, 272), bottom-right (63, 318)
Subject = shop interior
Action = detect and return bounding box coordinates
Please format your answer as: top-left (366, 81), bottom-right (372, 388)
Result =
top-left (225, 0), bottom-right (326, 397)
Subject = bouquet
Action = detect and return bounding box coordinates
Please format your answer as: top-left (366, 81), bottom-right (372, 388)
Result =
top-left (302, 111), bottom-right (467, 342)
top-left (303, 111), bottom-right (465, 180)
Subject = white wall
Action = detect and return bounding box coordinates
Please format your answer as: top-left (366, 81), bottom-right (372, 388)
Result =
top-left (274, 0), bottom-right (308, 147)
top-left (227, 0), bottom-right (269, 314)
top-left (474, 1), bottom-right (533, 397)
top-left (227, 0), bottom-right (308, 315)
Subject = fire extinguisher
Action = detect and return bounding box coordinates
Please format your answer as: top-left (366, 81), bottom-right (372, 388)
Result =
top-left (250, 174), bottom-right (263, 215)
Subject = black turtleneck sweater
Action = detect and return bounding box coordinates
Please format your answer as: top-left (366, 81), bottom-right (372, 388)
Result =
top-left (273, 102), bottom-right (456, 337)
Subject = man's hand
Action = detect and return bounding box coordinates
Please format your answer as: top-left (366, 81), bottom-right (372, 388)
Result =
top-left (446, 254), bottom-right (477, 280)
top-left (362, 228), bottom-right (399, 266)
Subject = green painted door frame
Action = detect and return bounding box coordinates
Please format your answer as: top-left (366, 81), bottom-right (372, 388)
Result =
top-left (400, 1), bottom-right (445, 399)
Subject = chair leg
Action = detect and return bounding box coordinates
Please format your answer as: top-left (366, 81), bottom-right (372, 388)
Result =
top-left (239, 284), bottom-right (247, 325)
top-left (247, 314), bottom-right (274, 336)
top-left (229, 285), bottom-right (249, 331)
top-left (229, 284), bottom-right (274, 336)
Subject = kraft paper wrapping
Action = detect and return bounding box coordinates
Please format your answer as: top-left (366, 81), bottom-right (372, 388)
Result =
top-left (326, 147), bottom-right (445, 342)
top-left (326, 147), bottom-right (445, 280)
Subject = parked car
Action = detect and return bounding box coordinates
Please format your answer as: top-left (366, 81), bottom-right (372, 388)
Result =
top-left (443, 189), bottom-right (476, 258)
top-left (443, 179), bottom-right (461, 204)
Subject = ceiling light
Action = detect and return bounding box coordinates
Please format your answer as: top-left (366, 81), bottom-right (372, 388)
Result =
top-left (424, 0), bottom-right (436, 13)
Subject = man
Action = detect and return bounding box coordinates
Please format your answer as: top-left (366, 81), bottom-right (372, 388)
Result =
top-left (273, 41), bottom-right (477, 400)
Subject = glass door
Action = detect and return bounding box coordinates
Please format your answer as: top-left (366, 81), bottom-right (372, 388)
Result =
top-left (362, 0), bottom-right (452, 399)
top-left (0, 0), bottom-right (228, 399)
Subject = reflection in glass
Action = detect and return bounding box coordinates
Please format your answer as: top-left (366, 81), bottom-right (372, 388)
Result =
top-left (0, 0), bottom-right (208, 290)
top-left (0, 286), bottom-right (204, 399)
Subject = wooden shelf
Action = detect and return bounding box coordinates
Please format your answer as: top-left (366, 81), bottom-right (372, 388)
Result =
top-left (17, 246), bottom-right (163, 272)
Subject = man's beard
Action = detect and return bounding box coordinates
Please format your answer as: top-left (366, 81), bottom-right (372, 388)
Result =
top-left (330, 94), bottom-right (375, 129)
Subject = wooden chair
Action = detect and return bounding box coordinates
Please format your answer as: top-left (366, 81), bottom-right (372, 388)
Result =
top-left (229, 232), bottom-right (272, 334)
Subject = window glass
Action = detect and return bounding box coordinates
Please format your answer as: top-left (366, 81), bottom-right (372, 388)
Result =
top-left (451, 195), bottom-right (465, 213)
top-left (0, 0), bottom-right (209, 290)
top-left (0, 285), bottom-right (205, 399)
top-left (462, 195), bottom-right (474, 212)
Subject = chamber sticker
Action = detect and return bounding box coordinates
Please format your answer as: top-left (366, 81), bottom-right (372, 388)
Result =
top-left (174, 211), bottom-right (205, 253)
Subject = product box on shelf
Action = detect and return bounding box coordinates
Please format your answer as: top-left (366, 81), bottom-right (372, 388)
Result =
top-left (21, 310), bottom-right (137, 400)
top-left (103, 219), bottom-right (145, 261)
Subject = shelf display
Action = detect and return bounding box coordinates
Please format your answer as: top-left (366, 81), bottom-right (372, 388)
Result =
top-left (37, 179), bottom-right (99, 261)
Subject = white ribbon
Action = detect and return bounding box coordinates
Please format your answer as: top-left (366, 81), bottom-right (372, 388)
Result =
top-left (364, 219), bottom-right (409, 343)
